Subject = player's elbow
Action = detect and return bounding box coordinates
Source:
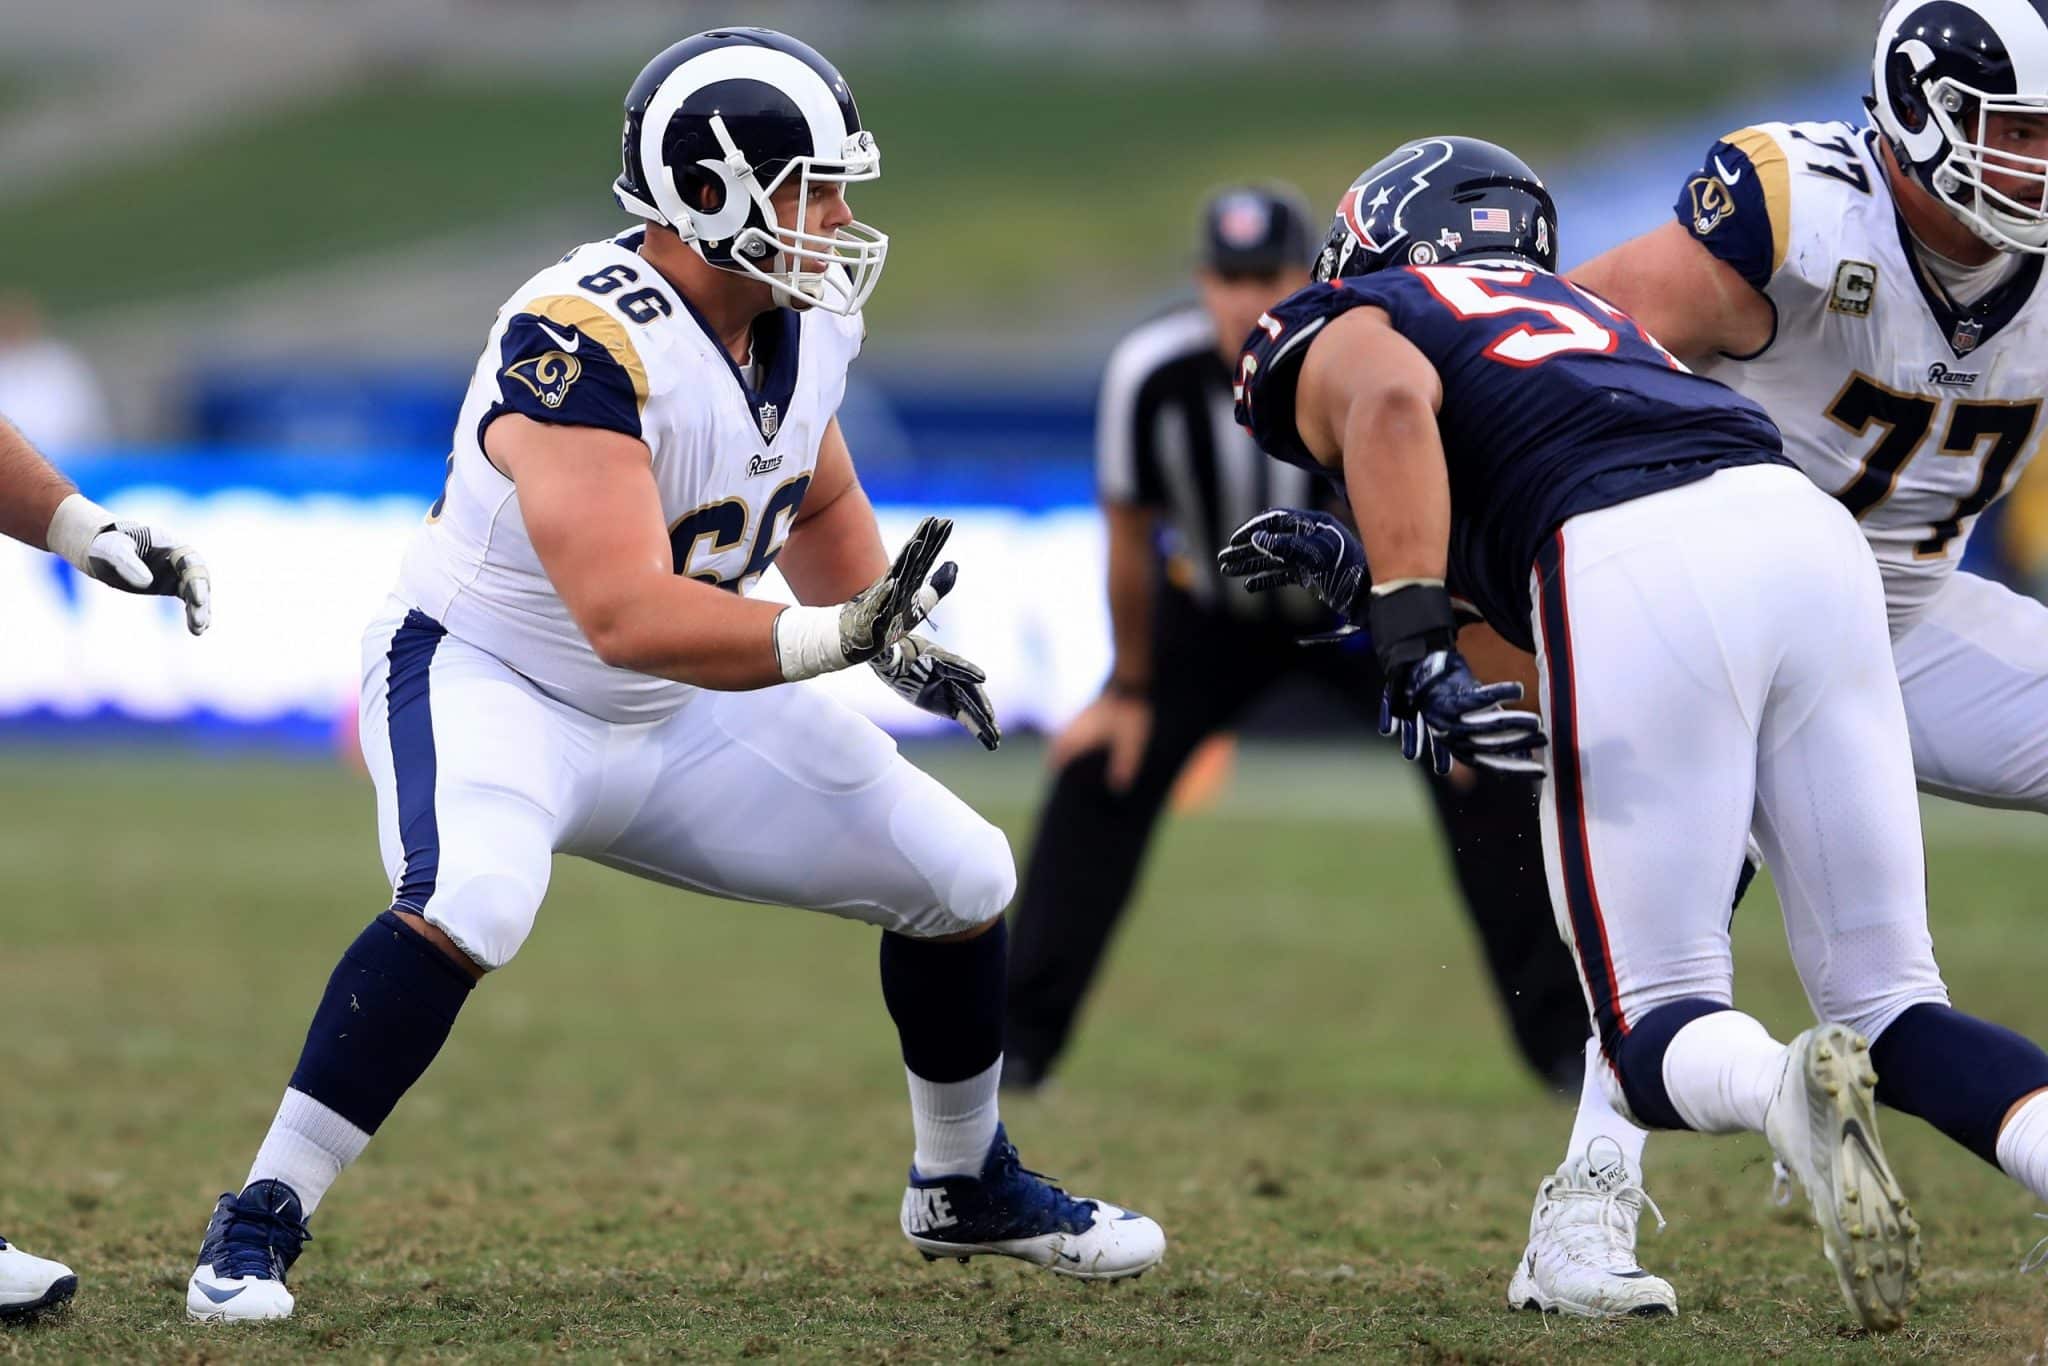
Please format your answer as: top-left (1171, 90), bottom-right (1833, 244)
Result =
top-left (1356, 383), bottom-right (1437, 447)
top-left (578, 597), bottom-right (654, 672)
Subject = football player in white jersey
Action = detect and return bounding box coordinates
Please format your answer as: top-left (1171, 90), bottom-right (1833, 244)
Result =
top-left (1507, 0), bottom-right (2048, 1322)
top-left (182, 29), bottom-right (1163, 1323)
top-left (0, 415), bottom-right (208, 1318)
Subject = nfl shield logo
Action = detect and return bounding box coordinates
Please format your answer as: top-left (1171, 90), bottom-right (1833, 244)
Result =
top-left (1951, 317), bottom-right (1984, 355)
top-left (758, 402), bottom-right (780, 440)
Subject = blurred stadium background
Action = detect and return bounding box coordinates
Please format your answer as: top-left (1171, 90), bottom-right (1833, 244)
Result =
top-left (7, 6), bottom-right (2048, 1358)
top-left (15, 0), bottom-right (2046, 747)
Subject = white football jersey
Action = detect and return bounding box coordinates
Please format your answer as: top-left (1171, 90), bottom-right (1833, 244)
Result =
top-left (396, 227), bottom-right (862, 722)
top-left (1680, 119), bottom-right (2048, 633)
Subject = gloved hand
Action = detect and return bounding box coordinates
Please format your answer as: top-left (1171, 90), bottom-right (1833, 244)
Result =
top-left (775, 516), bottom-right (956, 681)
top-left (872, 633), bottom-right (1000, 751)
top-left (1380, 648), bottom-right (1546, 777)
top-left (47, 493), bottom-right (211, 635)
top-left (1216, 508), bottom-right (1367, 620)
top-left (1368, 579), bottom-right (1543, 778)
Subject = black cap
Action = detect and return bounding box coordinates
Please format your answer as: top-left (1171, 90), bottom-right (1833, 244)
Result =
top-left (1200, 183), bottom-right (1316, 274)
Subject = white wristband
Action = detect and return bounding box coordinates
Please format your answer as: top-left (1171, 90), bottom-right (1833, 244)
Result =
top-left (46, 492), bottom-right (114, 572)
top-left (773, 604), bottom-right (848, 682)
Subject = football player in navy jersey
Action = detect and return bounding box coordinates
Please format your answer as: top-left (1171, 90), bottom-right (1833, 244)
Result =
top-left (1222, 135), bottom-right (2048, 1332)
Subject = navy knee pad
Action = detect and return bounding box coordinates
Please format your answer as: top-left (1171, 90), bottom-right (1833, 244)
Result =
top-left (1872, 1003), bottom-right (2048, 1164)
top-left (288, 910), bottom-right (476, 1134)
top-left (1611, 998), bottom-right (1730, 1131)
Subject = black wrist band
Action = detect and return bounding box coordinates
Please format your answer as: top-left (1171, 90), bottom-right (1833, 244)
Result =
top-left (1365, 583), bottom-right (1458, 675)
top-left (1105, 675), bottom-right (1149, 700)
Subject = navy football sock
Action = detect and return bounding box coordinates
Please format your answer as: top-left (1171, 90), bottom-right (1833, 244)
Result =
top-left (881, 921), bottom-right (1007, 1175)
top-left (288, 910), bottom-right (476, 1134)
top-left (880, 920), bottom-right (1007, 1083)
top-left (1872, 1003), bottom-right (2048, 1165)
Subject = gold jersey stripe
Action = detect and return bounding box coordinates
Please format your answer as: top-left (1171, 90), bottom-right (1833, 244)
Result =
top-left (516, 293), bottom-right (650, 411)
top-left (1721, 127), bottom-right (1792, 279)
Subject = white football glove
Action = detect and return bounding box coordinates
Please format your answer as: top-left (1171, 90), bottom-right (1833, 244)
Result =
top-left (46, 493), bottom-right (211, 635)
top-left (873, 632), bottom-right (1000, 750)
top-left (774, 515), bottom-right (955, 681)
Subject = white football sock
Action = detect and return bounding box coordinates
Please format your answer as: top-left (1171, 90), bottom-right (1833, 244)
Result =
top-left (906, 1058), bottom-right (1001, 1178)
top-left (1661, 1010), bottom-right (1783, 1134)
top-left (244, 1087), bottom-right (370, 1217)
top-left (1995, 1088), bottom-right (2048, 1204)
top-left (1565, 1036), bottom-right (1649, 1179)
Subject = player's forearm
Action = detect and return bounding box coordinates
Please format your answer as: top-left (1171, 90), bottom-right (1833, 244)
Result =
top-left (780, 474), bottom-right (889, 604)
top-left (1340, 389), bottom-right (1450, 583)
top-left (0, 417), bottom-right (76, 551)
top-left (579, 577), bottom-right (790, 691)
top-left (1104, 503), bottom-right (1157, 690)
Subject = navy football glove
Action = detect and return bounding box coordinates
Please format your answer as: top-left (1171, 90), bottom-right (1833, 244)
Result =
top-left (1379, 649), bottom-right (1547, 777)
top-left (1216, 509), bottom-right (1367, 621)
top-left (1368, 581), bottom-right (1544, 778)
top-left (873, 633), bottom-right (1001, 751)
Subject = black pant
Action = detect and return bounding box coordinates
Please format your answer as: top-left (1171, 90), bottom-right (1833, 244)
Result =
top-left (1005, 587), bottom-right (1590, 1091)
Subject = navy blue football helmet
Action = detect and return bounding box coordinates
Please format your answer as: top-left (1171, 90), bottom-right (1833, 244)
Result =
top-left (613, 28), bottom-right (886, 313)
top-left (1315, 136), bottom-right (1557, 284)
top-left (1868, 0), bottom-right (2048, 252)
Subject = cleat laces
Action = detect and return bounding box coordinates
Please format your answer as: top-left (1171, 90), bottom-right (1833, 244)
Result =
top-left (987, 1136), bottom-right (1097, 1230)
top-left (211, 1194), bottom-right (312, 1282)
top-left (1545, 1158), bottom-right (1666, 1272)
top-left (2022, 1212), bottom-right (2048, 1275)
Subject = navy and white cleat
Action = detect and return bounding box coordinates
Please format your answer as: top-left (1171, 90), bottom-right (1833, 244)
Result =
top-left (185, 1180), bottom-right (310, 1322)
top-left (0, 1237), bottom-right (76, 1319)
top-left (900, 1125), bottom-right (1165, 1280)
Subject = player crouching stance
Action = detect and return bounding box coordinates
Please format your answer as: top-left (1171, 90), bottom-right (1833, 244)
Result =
top-left (1223, 136), bottom-right (2048, 1333)
top-left (184, 29), bottom-right (1162, 1323)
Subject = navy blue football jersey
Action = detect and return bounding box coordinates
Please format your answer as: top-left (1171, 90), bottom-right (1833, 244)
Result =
top-left (1234, 265), bottom-right (1789, 648)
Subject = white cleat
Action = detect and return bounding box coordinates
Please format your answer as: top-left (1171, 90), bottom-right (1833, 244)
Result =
top-left (1507, 1137), bottom-right (1677, 1318)
top-left (185, 1181), bottom-right (308, 1323)
top-left (1763, 1023), bottom-right (1919, 1333)
top-left (187, 1263), bottom-right (294, 1323)
top-left (0, 1237), bottom-right (77, 1319)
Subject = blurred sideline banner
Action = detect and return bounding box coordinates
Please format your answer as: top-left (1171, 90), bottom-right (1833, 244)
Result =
top-left (0, 453), bottom-right (1111, 750)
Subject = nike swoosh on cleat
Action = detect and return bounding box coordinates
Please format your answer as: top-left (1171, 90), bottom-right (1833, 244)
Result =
top-left (1714, 156), bottom-right (1743, 185)
top-left (537, 322), bottom-right (582, 353)
top-left (1055, 1251), bottom-right (1082, 1264)
top-left (195, 1282), bottom-right (246, 1304)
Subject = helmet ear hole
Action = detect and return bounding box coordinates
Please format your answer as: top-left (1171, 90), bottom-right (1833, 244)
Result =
top-left (1889, 50), bottom-right (1932, 133)
top-left (679, 165), bottom-right (726, 215)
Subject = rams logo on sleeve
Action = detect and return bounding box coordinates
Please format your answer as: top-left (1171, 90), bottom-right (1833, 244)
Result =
top-left (1686, 174), bottom-right (1740, 237)
top-left (1672, 129), bottom-right (1790, 293)
top-left (503, 349), bottom-right (584, 408)
top-left (490, 297), bottom-right (649, 440)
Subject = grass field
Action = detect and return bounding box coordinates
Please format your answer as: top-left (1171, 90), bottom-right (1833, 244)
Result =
top-left (0, 741), bottom-right (2044, 1362)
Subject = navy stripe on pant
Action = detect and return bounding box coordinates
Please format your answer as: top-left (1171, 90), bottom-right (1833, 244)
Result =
top-left (1535, 533), bottom-right (1628, 1063)
top-left (385, 609), bottom-right (447, 913)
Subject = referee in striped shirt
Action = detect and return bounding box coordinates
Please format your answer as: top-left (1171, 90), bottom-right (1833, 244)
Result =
top-left (1002, 185), bottom-right (1589, 1092)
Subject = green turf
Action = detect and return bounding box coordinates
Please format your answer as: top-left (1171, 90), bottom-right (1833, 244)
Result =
top-left (0, 742), bottom-right (2043, 1361)
top-left (0, 50), bottom-right (1824, 334)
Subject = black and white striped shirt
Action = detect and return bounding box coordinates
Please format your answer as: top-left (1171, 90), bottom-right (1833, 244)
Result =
top-left (1095, 305), bottom-right (1322, 620)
